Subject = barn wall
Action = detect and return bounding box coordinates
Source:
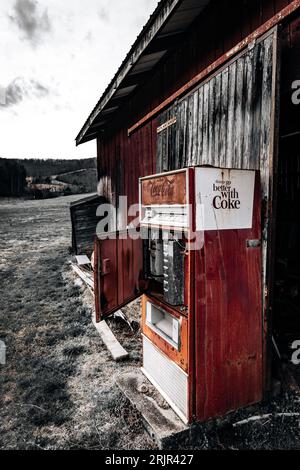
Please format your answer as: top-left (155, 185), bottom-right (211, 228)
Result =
top-left (97, 0), bottom-right (296, 215)
top-left (156, 34), bottom-right (275, 173)
top-left (127, 0), bottom-right (293, 127)
top-left (97, 120), bottom-right (157, 229)
top-left (154, 31), bottom-right (279, 390)
top-left (93, 0), bottom-right (300, 391)
top-left (97, 0), bottom-right (298, 228)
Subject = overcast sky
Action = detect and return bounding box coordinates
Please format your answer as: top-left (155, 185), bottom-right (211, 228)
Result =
top-left (0, 0), bottom-right (158, 159)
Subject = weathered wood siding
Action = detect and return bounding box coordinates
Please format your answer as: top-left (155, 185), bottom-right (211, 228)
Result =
top-left (97, 2), bottom-right (294, 210)
top-left (71, 196), bottom-right (106, 255)
top-left (157, 33), bottom-right (275, 175)
top-left (93, 1), bottom-right (300, 397)
top-left (127, 0), bottom-right (292, 129)
top-left (156, 30), bottom-right (279, 393)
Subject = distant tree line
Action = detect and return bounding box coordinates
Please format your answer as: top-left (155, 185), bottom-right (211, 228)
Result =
top-left (0, 159), bottom-right (27, 196)
top-left (12, 158), bottom-right (96, 178)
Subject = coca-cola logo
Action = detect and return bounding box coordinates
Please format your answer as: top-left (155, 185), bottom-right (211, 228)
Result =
top-left (148, 178), bottom-right (175, 198)
top-left (212, 180), bottom-right (241, 210)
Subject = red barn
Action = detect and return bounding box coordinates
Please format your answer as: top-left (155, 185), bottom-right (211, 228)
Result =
top-left (76, 0), bottom-right (300, 423)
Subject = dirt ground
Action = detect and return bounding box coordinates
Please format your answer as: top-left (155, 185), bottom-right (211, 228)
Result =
top-left (0, 195), bottom-right (300, 450)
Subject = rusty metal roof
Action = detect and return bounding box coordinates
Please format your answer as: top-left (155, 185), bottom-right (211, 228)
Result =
top-left (76, 0), bottom-right (211, 146)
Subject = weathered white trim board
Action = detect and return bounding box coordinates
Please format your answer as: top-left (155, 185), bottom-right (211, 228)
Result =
top-left (93, 319), bottom-right (129, 362)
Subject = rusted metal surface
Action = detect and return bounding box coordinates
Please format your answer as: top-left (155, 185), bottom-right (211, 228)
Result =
top-left (141, 295), bottom-right (189, 373)
top-left (97, 168), bottom-right (264, 423)
top-left (94, 236), bottom-right (101, 323)
top-left (194, 173), bottom-right (263, 421)
top-left (94, 230), bottom-right (144, 321)
top-left (141, 171), bottom-right (187, 206)
top-left (128, 0), bottom-right (300, 136)
top-left (97, 120), bottom-right (157, 232)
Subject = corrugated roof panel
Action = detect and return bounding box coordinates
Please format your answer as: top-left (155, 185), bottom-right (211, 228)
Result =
top-left (101, 106), bottom-right (119, 116)
top-left (136, 50), bottom-right (168, 65)
top-left (159, 4), bottom-right (207, 35)
top-left (129, 51), bottom-right (167, 74)
top-left (114, 85), bottom-right (137, 98)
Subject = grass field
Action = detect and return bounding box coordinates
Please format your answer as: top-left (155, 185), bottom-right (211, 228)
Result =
top-left (0, 195), bottom-right (153, 450)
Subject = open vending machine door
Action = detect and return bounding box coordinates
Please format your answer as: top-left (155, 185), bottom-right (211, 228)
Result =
top-left (94, 230), bottom-right (144, 322)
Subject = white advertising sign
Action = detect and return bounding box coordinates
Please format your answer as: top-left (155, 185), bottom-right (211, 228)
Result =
top-left (195, 168), bottom-right (256, 231)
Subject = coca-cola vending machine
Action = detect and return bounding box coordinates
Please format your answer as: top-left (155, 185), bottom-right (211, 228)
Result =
top-left (94, 167), bottom-right (263, 424)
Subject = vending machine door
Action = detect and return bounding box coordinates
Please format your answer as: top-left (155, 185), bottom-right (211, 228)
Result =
top-left (94, 230), bottom-right (144, 322)
top-left (194, 169), bottom-right (263, 421)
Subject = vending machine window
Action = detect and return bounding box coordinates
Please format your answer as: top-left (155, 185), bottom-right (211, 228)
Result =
top-left (142, 228), bottom-right (186, 307)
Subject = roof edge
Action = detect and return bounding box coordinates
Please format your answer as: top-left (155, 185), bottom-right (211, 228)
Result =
top-left (76, 0), bottom-right (183, 146)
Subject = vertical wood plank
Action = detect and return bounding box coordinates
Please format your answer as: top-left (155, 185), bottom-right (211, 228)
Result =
top-left (208, 77), bottom-right (216, 166)
top-left (226, 60), bottom-right (237, 168)
top-left (197, 87), bottom-right (204, 166)
top-left (214, 73), bottom-right (222, 165)
top-left (219, 67), bottom-right (229, 168)
top-left (186, 95), bottom-right (194, 168)
top-left (191, 90), bottom-right (199, 166)
top-left (242, 49), bottom-right (255, 169)
top-left (234, 57), bottom-right (245, 169)
top-left (202, 82), bottom-right (210, 164)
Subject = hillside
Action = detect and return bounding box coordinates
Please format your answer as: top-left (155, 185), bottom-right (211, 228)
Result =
top-left (0, 158), bottom-right (98, 198)
top-left (13, 158), bottom-right (97, 178)
top-left (55, 169), bottom-right (98, 193)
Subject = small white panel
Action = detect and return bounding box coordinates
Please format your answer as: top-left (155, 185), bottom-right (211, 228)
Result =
top-left (146, 301), bottom-right (163, 325)
top-left (140, 205), bottom-right (189, 229)
top-left (195, 168), bottom-right (256, 231)
top-left (145, 302), bottom-right (180, 349)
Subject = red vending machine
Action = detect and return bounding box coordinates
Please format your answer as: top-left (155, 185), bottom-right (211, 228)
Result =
top-left (94, 167), bottom-right (263, 424)
top-left (139, 169), bottom-right (194, 424)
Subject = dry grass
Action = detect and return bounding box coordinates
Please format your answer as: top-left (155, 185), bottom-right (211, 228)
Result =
top-left (0, 195), bottom-right (154, 450)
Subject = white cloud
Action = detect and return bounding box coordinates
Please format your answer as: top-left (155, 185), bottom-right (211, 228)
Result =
top-left (8, 0), bottom-right (51, 46)
top-left (0, 0), bottom-right (159, 159)
top-left (1, 76), bottom-right (50, 107)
